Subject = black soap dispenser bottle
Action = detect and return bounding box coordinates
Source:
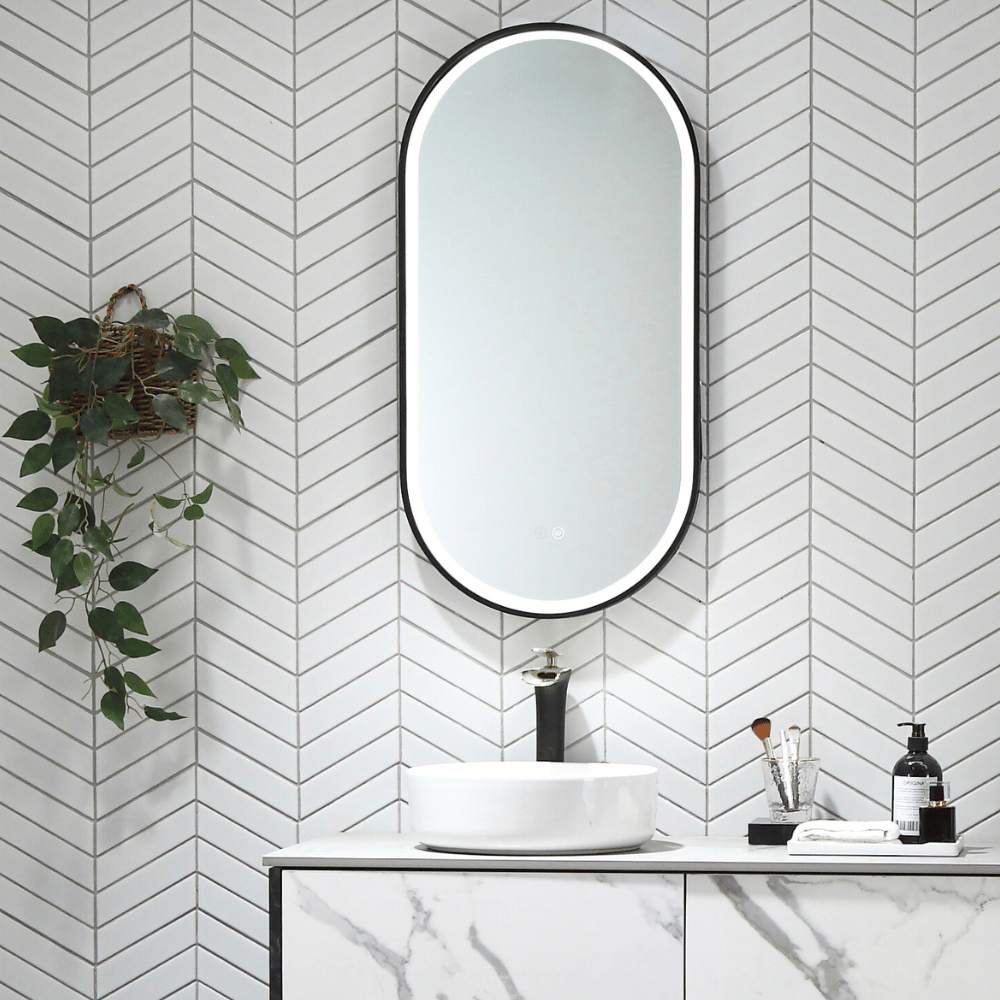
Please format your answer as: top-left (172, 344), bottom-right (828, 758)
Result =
top-left (892, 722), bottom-right (942, 843)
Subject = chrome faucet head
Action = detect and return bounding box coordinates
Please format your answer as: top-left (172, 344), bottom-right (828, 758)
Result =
top-left (521, 647), bottom-right (571, 687)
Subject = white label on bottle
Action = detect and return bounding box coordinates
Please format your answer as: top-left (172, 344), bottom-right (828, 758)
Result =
top-left (893, 776), bottom-right (932, 834)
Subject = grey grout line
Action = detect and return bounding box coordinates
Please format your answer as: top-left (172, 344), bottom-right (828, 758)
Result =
top-left (603, 0), bottom-right (609, 777)
top-left (189, 3), bottom-right (201, 990)
top-left (85, 4), bottom-right (100, 996)
top-left (704, 1), bottom-right (711, 834)
top-left (395, 0), bottom-right (403, 823)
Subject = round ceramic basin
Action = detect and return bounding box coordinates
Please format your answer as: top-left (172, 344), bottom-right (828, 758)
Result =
top-left (407, 761), bottom-right (658, 855)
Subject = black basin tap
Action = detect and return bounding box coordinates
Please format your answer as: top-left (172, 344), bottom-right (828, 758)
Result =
top-left (521, 647), bottom-right (572, 762)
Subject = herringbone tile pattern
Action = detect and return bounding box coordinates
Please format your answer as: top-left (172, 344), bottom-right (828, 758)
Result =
top-left (1, 4), bottom-right (93, 993)
top-left (4, 2), bottom-right (1000, 996)
top-left (601, 1), bottom-right (710, 836)
top-left (297, 1), bottom-right (399, 851)
top-left (704, 0), bottom-right (811, 834)
top-left (190, 3), bottom-right (296, 996)
top-left (810, 1), bottom-right (917, 824)
top-left (89, 5), bottom-right (199, 996)
top-left (915, 0), bottom-right (1000, 841)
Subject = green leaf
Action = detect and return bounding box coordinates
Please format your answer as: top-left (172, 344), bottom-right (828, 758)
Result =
top-left (29, 540), bottom-right (57, 559)
top-left (57, 502), bottom-right (83, 537)
top-left (215, 363), bottom-right (239, 401)
top-left (175, 314), bottom-right (218, 342)
top-left (111, 479), bottom-right (142, 498)
top-left (12, 342), bottom-right (56, 367)
top-left (89, 607), bottom-right (125, 645)
top-left (49, 358), bottom-right (86, 401)
top-left (154, 493), bottom-right (183, 509)
top-left (102, 392), bottom-right (140, 429)
top-left (228, 356), bottom-right (259, 381)
top-left (92, 356), bottom-right (130, 393)
top-left (50, 426), bottom-right (80, 474)
top-left (176, 381), bottom-right (219, 405)
top-left (151, 393), bottom-right (188, 431)
top-left (213, 337), bottom-right (248, 360)
top-left (54, 414), bottom-right (77, 432)
top-left (5, 410), bottom-right (51, 441)
top-left (38, 610), bottom-right (67, 652)
top-left (31, 514), bottom-right (55, 550)
top-left (79, 407), bottom-right (111, 444)
top-left (154, 350), bottom-right (200, 382)
top-left (127, 445), bottom-right (146, 469)
top-left (20, 442), bottom-right (52, 477)
top-left (18, 486), bottom-right (59, 512)
top-left (78, 358), bottom-right (95, 389)
top-left (127, 308), bottom-right (170, 330)
top-left (118, 637), bottom-right (160, 658)
top-left (114, 601), bottom-right (147, 635)
top-left (87, 465), bottom-right (110, 487)
top-left (30, 316), bottom-right (71, 353)
top-left (68, 496), bottom-right (95, 532)
top-left (182, 504), bottom-right (204, 521)
top-left (49, 537), bottom-right (74, 580)
top-left (144, 706), bottom-right (184, 722)
top-left (100, 690), bottom-right (126, 729)
top-left (108, 560), bottom-right (158, 591)
top-left (103, 665), bottom-right (127, 695)
top-left (37, 394), bottom-right (68, 418)
top-left (72, 551), bottom-right (93, 587)
top-left (82, 525), bottom-right (113, 560)
top-left (190, 482), bottom-right (214, 505)
top-left (123, 671), bottom-right (155, 697)
top-left (54, 561), bottom-right (81, 594)
top-left (173, 329), bottom-right (203, 359)
top-left (65, 317), bottom-right (100, 348)
top-left (225, 397), bottom-right (243, 429)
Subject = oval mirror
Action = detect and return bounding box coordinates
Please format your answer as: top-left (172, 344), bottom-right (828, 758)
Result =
top-left (399, 24), bottom-right (700, 619)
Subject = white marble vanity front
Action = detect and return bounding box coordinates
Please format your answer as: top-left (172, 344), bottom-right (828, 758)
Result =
top-left (283, 868), bottom-right (684, 1000)
top-left (267, 836), bottom-right (1000, 1000)
top-left (687, 872), bottom-right (1000, 1000)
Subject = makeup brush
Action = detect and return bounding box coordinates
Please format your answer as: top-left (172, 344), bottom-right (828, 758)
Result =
top-left (787, 724), bottom-right (802, 811)
top-left (788, 725), bottom-right (801, 762)
top-left (751, 717), bottom-right (775, 759)
top-left (753, 717), bottom-right (789, 810)
top-left (779, 729), bottom-right (795, 810)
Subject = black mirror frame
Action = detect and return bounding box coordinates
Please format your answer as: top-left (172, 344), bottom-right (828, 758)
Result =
top-left (398, 22), bottom-right (702, 619)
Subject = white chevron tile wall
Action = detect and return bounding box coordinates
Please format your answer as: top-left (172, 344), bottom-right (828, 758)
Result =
top-left (3, 1), bottom-right (1000, 995)
top-left (915, 0), bottom-right (1000, 842)
top-left (810, 0), bottom-right (917, 828)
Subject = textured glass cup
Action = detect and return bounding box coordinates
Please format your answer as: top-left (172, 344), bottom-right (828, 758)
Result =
top-left (761, 756), bottom-right (819, 824)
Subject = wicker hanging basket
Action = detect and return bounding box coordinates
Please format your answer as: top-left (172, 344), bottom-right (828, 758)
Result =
top-left (64, 284), bottom-right (197, 440)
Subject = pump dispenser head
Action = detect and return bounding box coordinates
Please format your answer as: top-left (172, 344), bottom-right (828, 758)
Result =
top-left (898, 721), bottom-right (929, 751)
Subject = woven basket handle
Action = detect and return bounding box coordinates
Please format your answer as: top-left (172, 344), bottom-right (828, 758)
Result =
top-left (104, 284), bottom-right (147, 323)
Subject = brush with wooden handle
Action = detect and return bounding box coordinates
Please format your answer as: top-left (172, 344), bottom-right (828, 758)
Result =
top-left (751, 717), bottom-right (775, 759)
top-left (752, 717), bottom-right (789, 810)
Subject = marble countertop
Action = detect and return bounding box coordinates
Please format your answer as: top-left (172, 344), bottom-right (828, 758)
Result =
top-left (264, 834), bottom-right (1000, 875)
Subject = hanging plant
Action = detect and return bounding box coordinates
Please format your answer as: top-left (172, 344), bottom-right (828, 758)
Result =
top-left (4, 285), bottom-right (259, 729)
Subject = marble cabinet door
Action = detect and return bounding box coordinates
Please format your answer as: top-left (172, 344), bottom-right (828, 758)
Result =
top-left (686, 872), bottom-right (1000, 1000)
top-left (281, 869), bottom-right (684, 1000)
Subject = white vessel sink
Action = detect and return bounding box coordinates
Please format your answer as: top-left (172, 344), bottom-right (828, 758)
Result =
top-left (406, 761), bottom-right (658, 855)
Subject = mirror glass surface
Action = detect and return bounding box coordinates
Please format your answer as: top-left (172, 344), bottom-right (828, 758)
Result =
top-left (400, 25), bottom-right (699, 618)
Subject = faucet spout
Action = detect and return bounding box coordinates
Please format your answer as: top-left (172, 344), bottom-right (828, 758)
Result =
top-left (521, 647), bottom-right (572, 762)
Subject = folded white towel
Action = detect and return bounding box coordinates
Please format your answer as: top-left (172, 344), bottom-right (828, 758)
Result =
top-left (790, 820), bottom-right (900, 844)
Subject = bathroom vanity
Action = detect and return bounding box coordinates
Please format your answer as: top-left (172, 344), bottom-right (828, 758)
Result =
top-left (265, 835), bottom-right (1000, 999)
